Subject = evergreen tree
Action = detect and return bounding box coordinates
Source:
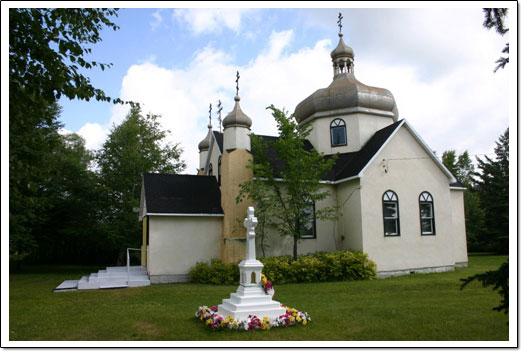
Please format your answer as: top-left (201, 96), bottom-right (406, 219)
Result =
top-left (482, 8), bottom-right (509, 72)
top-left (476, 129), bottom-right (509, 253)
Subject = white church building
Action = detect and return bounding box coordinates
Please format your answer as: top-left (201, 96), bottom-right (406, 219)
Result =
top-left (139, 26), bottom-right (468, 283)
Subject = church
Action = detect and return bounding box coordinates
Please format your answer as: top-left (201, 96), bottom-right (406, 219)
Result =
top-left (138, 24), bottom-right (468, 284)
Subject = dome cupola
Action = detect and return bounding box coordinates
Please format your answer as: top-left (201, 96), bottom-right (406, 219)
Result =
top-left (293, 13), bottom-right (398, 125)
top-left (198, 103), bottom-right (213, 151)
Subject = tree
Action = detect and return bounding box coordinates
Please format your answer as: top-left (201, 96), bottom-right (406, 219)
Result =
top-left (96, 107), bottom-right (186, 262)
top-left (9, 8), bottom-right (124, 108)
top-left (476, 129), bottom-right (509, 254)
top-left (483, 8), bottom-right (509, 72)
top-left (441, 149), bottom-right (485, 251)
top-left (239, 105), bottom-right (338, 260)
top-left (9, 8), bottom-right (125, 265)
top-left (9, 103), bottom-right (63, 267)
top-left (35, 133), bottom-right (109, 264)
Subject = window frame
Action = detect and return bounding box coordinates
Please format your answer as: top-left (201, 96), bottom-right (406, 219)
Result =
top-left (299, 201), bottom-right (317, 239)
top-left (419, 191), bottom-right (436, 236)
top-left (330, 118), bottom-right (347, 147)
top-left (382, 190), bottom-right (400, 237)
top-left (208, 163), bottom-right (213, 176)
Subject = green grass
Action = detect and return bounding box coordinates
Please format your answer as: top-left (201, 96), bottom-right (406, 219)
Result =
top-left (9, 255), bottom-right (509, 341)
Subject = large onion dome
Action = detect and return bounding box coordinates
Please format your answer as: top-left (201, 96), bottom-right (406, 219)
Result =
top-left (222, 95), bottom-right (252, 129)
top-left (294, 32), bottom-right (398, 124)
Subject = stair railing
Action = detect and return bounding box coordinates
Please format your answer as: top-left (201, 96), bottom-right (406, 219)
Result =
top-left (127, 248), bottom-right (142, 274)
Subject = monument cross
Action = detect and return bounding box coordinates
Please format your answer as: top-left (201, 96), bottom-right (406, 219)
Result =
top-left (337, 12), bottom-right (343, 33)
top-left (243, 207), bottom-right (258, 261)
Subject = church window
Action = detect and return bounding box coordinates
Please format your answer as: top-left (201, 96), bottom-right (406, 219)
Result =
top-left (300, 201), bottom-right (316, 239)
top-left (218, 156), bottom-right (222, 186)
top-left (208, 163), bottom-right (213, 176)
top-left (419, 192), bottom-right (435, 235)
top-left (330, 118), bottom-right (347, 147)
top-left (382, 190), bottom-right (400, 236)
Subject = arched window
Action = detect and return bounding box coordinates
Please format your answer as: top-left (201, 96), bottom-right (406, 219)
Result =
top-left (218, 156), bottom-right (222, 186)
top-left (330, 118), bottom-right (347, 147)
top-left (208, 163), bottom-right (213, 176)
top-left (300, 201), bottom-right (316, 239)
top-left (419, 192), bottom-right (435, 235)
top-left (382, 190), bottom-right (400, 236)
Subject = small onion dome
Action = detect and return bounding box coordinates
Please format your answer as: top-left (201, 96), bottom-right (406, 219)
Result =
top-left (294, 74), bottom-right (399, 124)
top-left (330, 33), bottom-right (354, 60)
top-left (198, 126), bottom-right (212, 151)
top-left (222, 95), bottom-right (252, 129)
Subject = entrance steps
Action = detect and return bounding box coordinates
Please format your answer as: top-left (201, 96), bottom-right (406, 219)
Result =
top-left (54, 266), bottom-right (150, 292)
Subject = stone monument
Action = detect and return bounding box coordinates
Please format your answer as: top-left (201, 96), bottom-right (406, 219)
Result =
top-left (217, 207), bottom-right (286, 321)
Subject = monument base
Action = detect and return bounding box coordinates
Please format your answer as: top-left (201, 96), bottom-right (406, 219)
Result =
top-left (217, 285), bottom-right (286, 322)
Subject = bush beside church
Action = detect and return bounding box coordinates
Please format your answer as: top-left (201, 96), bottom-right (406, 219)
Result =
top-left (189, 250), bottom-right (376, 285)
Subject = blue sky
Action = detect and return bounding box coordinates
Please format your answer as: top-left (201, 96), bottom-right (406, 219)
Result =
top-left (10, 5), bottom-right (515, 174)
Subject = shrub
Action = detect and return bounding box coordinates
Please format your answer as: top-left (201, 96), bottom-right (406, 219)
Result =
top-left (189, 250), bottom-right (376, 285)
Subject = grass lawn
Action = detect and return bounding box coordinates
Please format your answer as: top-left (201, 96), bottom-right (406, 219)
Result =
top-left (9, 254), bottom-right (509, 341)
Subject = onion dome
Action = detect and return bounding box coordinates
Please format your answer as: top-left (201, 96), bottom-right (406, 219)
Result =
top-left (198, 124), bottom-right (212, 151)
top-left (293, 31), bottom-right (398, 124)
top-left (331, 33), bottom-right (354, 60)
top-left (222, 95), bottom-right (252, 129)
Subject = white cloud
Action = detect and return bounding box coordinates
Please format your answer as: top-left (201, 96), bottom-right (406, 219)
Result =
top-left (150, 9), bottom-right (163, 30)
top-left (77, 123), bottom-right (109, 150)
top-left (173, 8), bottom-right (251, 35)
top-left (77, 9), bottom-right (509, 175)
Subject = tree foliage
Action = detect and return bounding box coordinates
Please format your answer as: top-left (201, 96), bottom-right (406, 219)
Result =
top-left (96, 107), bottom-right (186, 260)
top-left (442, 150), bottom-right (484, 252)
top-left (9, 8), bottom-right (125, 266)
top-left (476, 129), bottom-right (509, 254)
top-left (238, 106), bottom-right (338, 260)
top-left (9, 8), bottom-right (124, 107)
top-left (482, 8), bottom-right (509, 72)
top-left (461, 261), bottom-right (509, 314)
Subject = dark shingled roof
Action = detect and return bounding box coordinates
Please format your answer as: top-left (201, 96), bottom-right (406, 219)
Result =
top-left (450, 181), bottom-right (466, 188)
top-left (143, 173), bottom-right (223, 215)
top-left (253, 120), bottom-right (403, 182)
top-left (213, 131), bottom-right (223, 153)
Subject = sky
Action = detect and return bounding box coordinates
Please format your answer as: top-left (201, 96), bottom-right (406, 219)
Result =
top-left (37, 5), bottom-right (515, 174)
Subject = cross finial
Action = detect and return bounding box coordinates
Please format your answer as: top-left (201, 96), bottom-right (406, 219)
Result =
top-left (337, 12), bottom-right (343, 33)
top-left (235, 71), bottom-right (240, 96)
top-left (217, 100), bottom-right (223, 133)
top-left (208, 103), bottom-right (212, 128)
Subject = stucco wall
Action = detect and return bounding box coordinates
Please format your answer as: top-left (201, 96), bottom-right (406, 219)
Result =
top-left (206, 136), bottom-right (221, 181)
top-left (306, 113), bottom-right (393, 155)
top-left (360, 126), bottom-right (457, 273)
top-left (147, 216), bottom-right (222, 282)
top-left (258, 184), bottom-right (339, 257)
top-left (450, 189), bottom-right (468, 265)
top-left (336, 179), bottom-right (364, 251)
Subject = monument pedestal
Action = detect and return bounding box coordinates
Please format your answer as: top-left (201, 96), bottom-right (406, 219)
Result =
top-left (217, 208), bottom-right (286, 322)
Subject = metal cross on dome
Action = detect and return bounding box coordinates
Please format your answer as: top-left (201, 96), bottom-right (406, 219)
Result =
top-left (208, 103), bottom-right (212, 127)
top-left (217, 100), bottom-right (223, 132)
top-left (337, 12), bottom-right (343, 33)
top-left (235, 71), bottom-right (240, 96)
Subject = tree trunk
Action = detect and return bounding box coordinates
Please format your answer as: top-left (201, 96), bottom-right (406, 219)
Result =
top-left (293, 235), bottom-right (298, 261)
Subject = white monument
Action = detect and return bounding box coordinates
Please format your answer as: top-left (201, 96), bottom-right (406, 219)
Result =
top-left (217, 207), bottom-right (286, 321)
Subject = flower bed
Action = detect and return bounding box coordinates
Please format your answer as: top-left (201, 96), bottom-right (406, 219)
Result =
top-left (195, 305), bottom-right (311, 331)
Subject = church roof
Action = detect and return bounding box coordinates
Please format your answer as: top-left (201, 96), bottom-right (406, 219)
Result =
top-left (142, 173), bottom-right (223, 216)
top-left (213, 131), bottom-right (223, 153)
top-left (253, 121), bottom-right (402, 183)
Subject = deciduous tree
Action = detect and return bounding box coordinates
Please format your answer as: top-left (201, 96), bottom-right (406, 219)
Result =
top-left (239, 106), bottom-right (337, 260)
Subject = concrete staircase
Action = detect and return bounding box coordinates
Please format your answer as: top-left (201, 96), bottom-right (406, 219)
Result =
top-left (54, 266), bottom-right (150, 292)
